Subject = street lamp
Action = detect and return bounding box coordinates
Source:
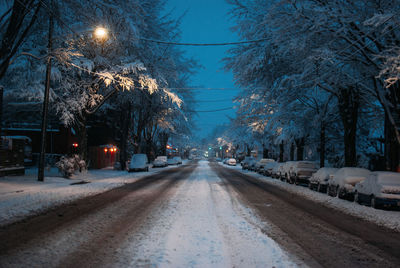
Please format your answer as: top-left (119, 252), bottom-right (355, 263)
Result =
top-left (94, 27), bottom-right (108, 42)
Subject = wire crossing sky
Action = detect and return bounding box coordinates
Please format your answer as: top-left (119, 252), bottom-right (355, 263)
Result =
top-left (168, 0), bottom-right (239, 138)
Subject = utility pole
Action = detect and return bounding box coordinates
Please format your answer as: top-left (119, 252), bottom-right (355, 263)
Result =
top-left (38, 2), bottom-right (54, 182)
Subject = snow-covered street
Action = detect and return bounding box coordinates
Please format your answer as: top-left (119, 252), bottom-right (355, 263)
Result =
top-left (1, 161), bottom-right (400, 267)
top-left (123, 160), bottom-right (299, 267)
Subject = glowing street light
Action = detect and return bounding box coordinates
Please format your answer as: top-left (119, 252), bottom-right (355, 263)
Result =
top-left (94, 27), bottom-right (108, 42)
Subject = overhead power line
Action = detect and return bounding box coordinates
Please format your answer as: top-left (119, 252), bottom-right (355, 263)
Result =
top-left (187, 107), bottom-right (235, 112)
top-left (138, 37), bottom-right (268, 46)
top-left (167, 87), bottom-right (239, 90)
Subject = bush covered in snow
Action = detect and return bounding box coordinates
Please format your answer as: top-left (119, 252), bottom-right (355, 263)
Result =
top-left (56, 155), bottom-right (86, 178)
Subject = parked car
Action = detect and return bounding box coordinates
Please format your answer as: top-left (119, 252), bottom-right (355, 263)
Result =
top-left (327, 167), bottom-right (370, 200)
top-left (354, 171), bottom-right (400, 209)
top-left (281, 161), bottom-right (297, 183)
top-left (128, 154), bottom-right (149, 172)
top-left (262, 162), bottom-right (278, 177)
top-left (272, 162), bottom-right (286, 179)
top-left (153, 156), bottom-right (168, 167)
top-left (241, 156), bottom-right (255, 170)
top-left (289, 161), bottom-right (319, 185)
top-left (173, 156), bottom-right (182, 165)
top-left (226, 158), bottom-right (237, 166)
top-left (247, 158), bottom-right (258, 171)
top-left (255, 158), bottom-right (275, 173)
top-left (309, 167), bottom-right (338, 192)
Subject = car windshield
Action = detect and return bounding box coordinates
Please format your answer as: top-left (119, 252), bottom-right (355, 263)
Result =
top-left (132, 154), bottom-right (146, 162)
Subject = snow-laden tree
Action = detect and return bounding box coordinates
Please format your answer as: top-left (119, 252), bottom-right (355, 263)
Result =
top-left (2, 0), bottom-right (197, 166)
top-left (225, 0), bottom-right (397, 168)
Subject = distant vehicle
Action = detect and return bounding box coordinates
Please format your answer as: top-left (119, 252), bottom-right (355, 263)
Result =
top-left (226, 158), bottom-right (237, 166)
top-left (167, 158), bottom-right (177, 165)
top-left (153, 156), bottom-right (168, 167)
top-left (289, 161), bottom-right (319, 185)
top-left (255, 158), bottom-right (275, 173)
top-left (282, 161), bottom-right (297, 182)
top-left (128, 154), bottom-right (149, 172)
top-left (309, 167), bottom-right (338, 193)
top-left (354, 171), bottom-right (400, 209)
top-left (216, 158), bottom-right (222, 162)
top-left (262, 162), bottom-right (278, 177)
top-left (241, 156), bottom-right (255, 170)
top-left (327, 167), bottom-right (370, 200)
top-left (173, 156), bottom-right (182, 165)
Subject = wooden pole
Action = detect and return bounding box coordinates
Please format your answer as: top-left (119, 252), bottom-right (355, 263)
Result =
top-left (38, 2), bottom-right (54, 181)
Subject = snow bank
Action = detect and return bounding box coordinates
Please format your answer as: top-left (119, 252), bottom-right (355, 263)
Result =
top-left (222, 163), bottom-right (400, 232)
top-left (0, 165), bottom-right (177, 227)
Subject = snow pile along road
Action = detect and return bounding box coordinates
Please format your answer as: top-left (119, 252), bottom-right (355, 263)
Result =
top-left (0, 165), bottom-right (180, 227)
top-left (123, 161), bottom-right (302, 267)
top-left (224, 163), bottom-right (400, 232)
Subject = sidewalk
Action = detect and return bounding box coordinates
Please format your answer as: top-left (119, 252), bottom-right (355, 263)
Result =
top-left (0, 164), bottom-right (179, 227)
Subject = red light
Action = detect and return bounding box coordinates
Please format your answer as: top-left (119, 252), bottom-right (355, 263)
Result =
top-left (72, 143), bottom-right (78, 147)
top-left (104, 148), bottom-right (108, 153)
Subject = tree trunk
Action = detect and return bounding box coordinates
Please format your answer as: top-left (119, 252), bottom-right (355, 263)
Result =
top-left (320, 123), bottom-right (325, 168)
top-left (383, 83), bottom-right (400, 171)
top-left (263, 147), bottom-right (268, 158)
top-left (279, 141), bottom-right (284, 162)
top-left (290, 142), bottom-right (294, 161)
top-left (119, 102), bottom-right (131, 170)
top-left (385, 114), bottom-right (400, 171)
top-left (295, 138), bottom-right (304, 161)
top-left (159, 132), bottom-right (169, 155)
top-left (338, 87), bottom-right (359, 167)
top-left (76, 116), bottom-right (88, 162)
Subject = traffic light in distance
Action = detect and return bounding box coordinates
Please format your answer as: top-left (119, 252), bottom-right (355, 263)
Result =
top-left (219, 146), bottom-right (222, 150)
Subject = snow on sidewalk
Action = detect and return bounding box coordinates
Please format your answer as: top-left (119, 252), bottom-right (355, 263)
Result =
top-left (0, 165), bottom-right (178, 227)
top-left (223, 163), bottom-right (400, 232)
top-left (123, 160), bottom-right (301, 268)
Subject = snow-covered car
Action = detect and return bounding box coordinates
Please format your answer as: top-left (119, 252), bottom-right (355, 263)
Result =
top-left (354, 171), bottom-right (400, 209)
top-left (247, 158), bottom-right (258, 171)
top-left (309, 167), bottom-right (338, 193)
top-left (226, 158), bottom-right (237, 166)
top-left (262, 161), bottom-right (278, 177)
top-left (153, 156), bottom-right (168, 167)
top-left (289, 161), bottom-right (319, 185)
top-left (281, 161), bottom-right (297, 182)
top-left (167, 158), bottom-right (177, 165)
top-left (255, 158), bottom-right (275, 173)
top-left (327, 167), bottom-right (370, 200)
top-left (272, 162), bottom-right (285, 179)
top-left (128, 154), bottom-right (149, 172)
top-left (241, 156), bottom-right (255, 170)
top-left (173, 156), bottom-right (182, 165)
top-left (222, 158), bottom-right (229, 164)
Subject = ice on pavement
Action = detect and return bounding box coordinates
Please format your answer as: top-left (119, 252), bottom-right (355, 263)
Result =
top-left (124, 160), bottom-right (300, 267)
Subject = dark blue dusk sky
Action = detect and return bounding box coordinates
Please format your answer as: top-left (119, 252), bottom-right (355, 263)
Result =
top-left (168, 0), bottom-right (240, 138)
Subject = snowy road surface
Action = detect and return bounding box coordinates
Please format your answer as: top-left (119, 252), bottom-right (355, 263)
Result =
top-left (1, 160), bottom-right (400, 267)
